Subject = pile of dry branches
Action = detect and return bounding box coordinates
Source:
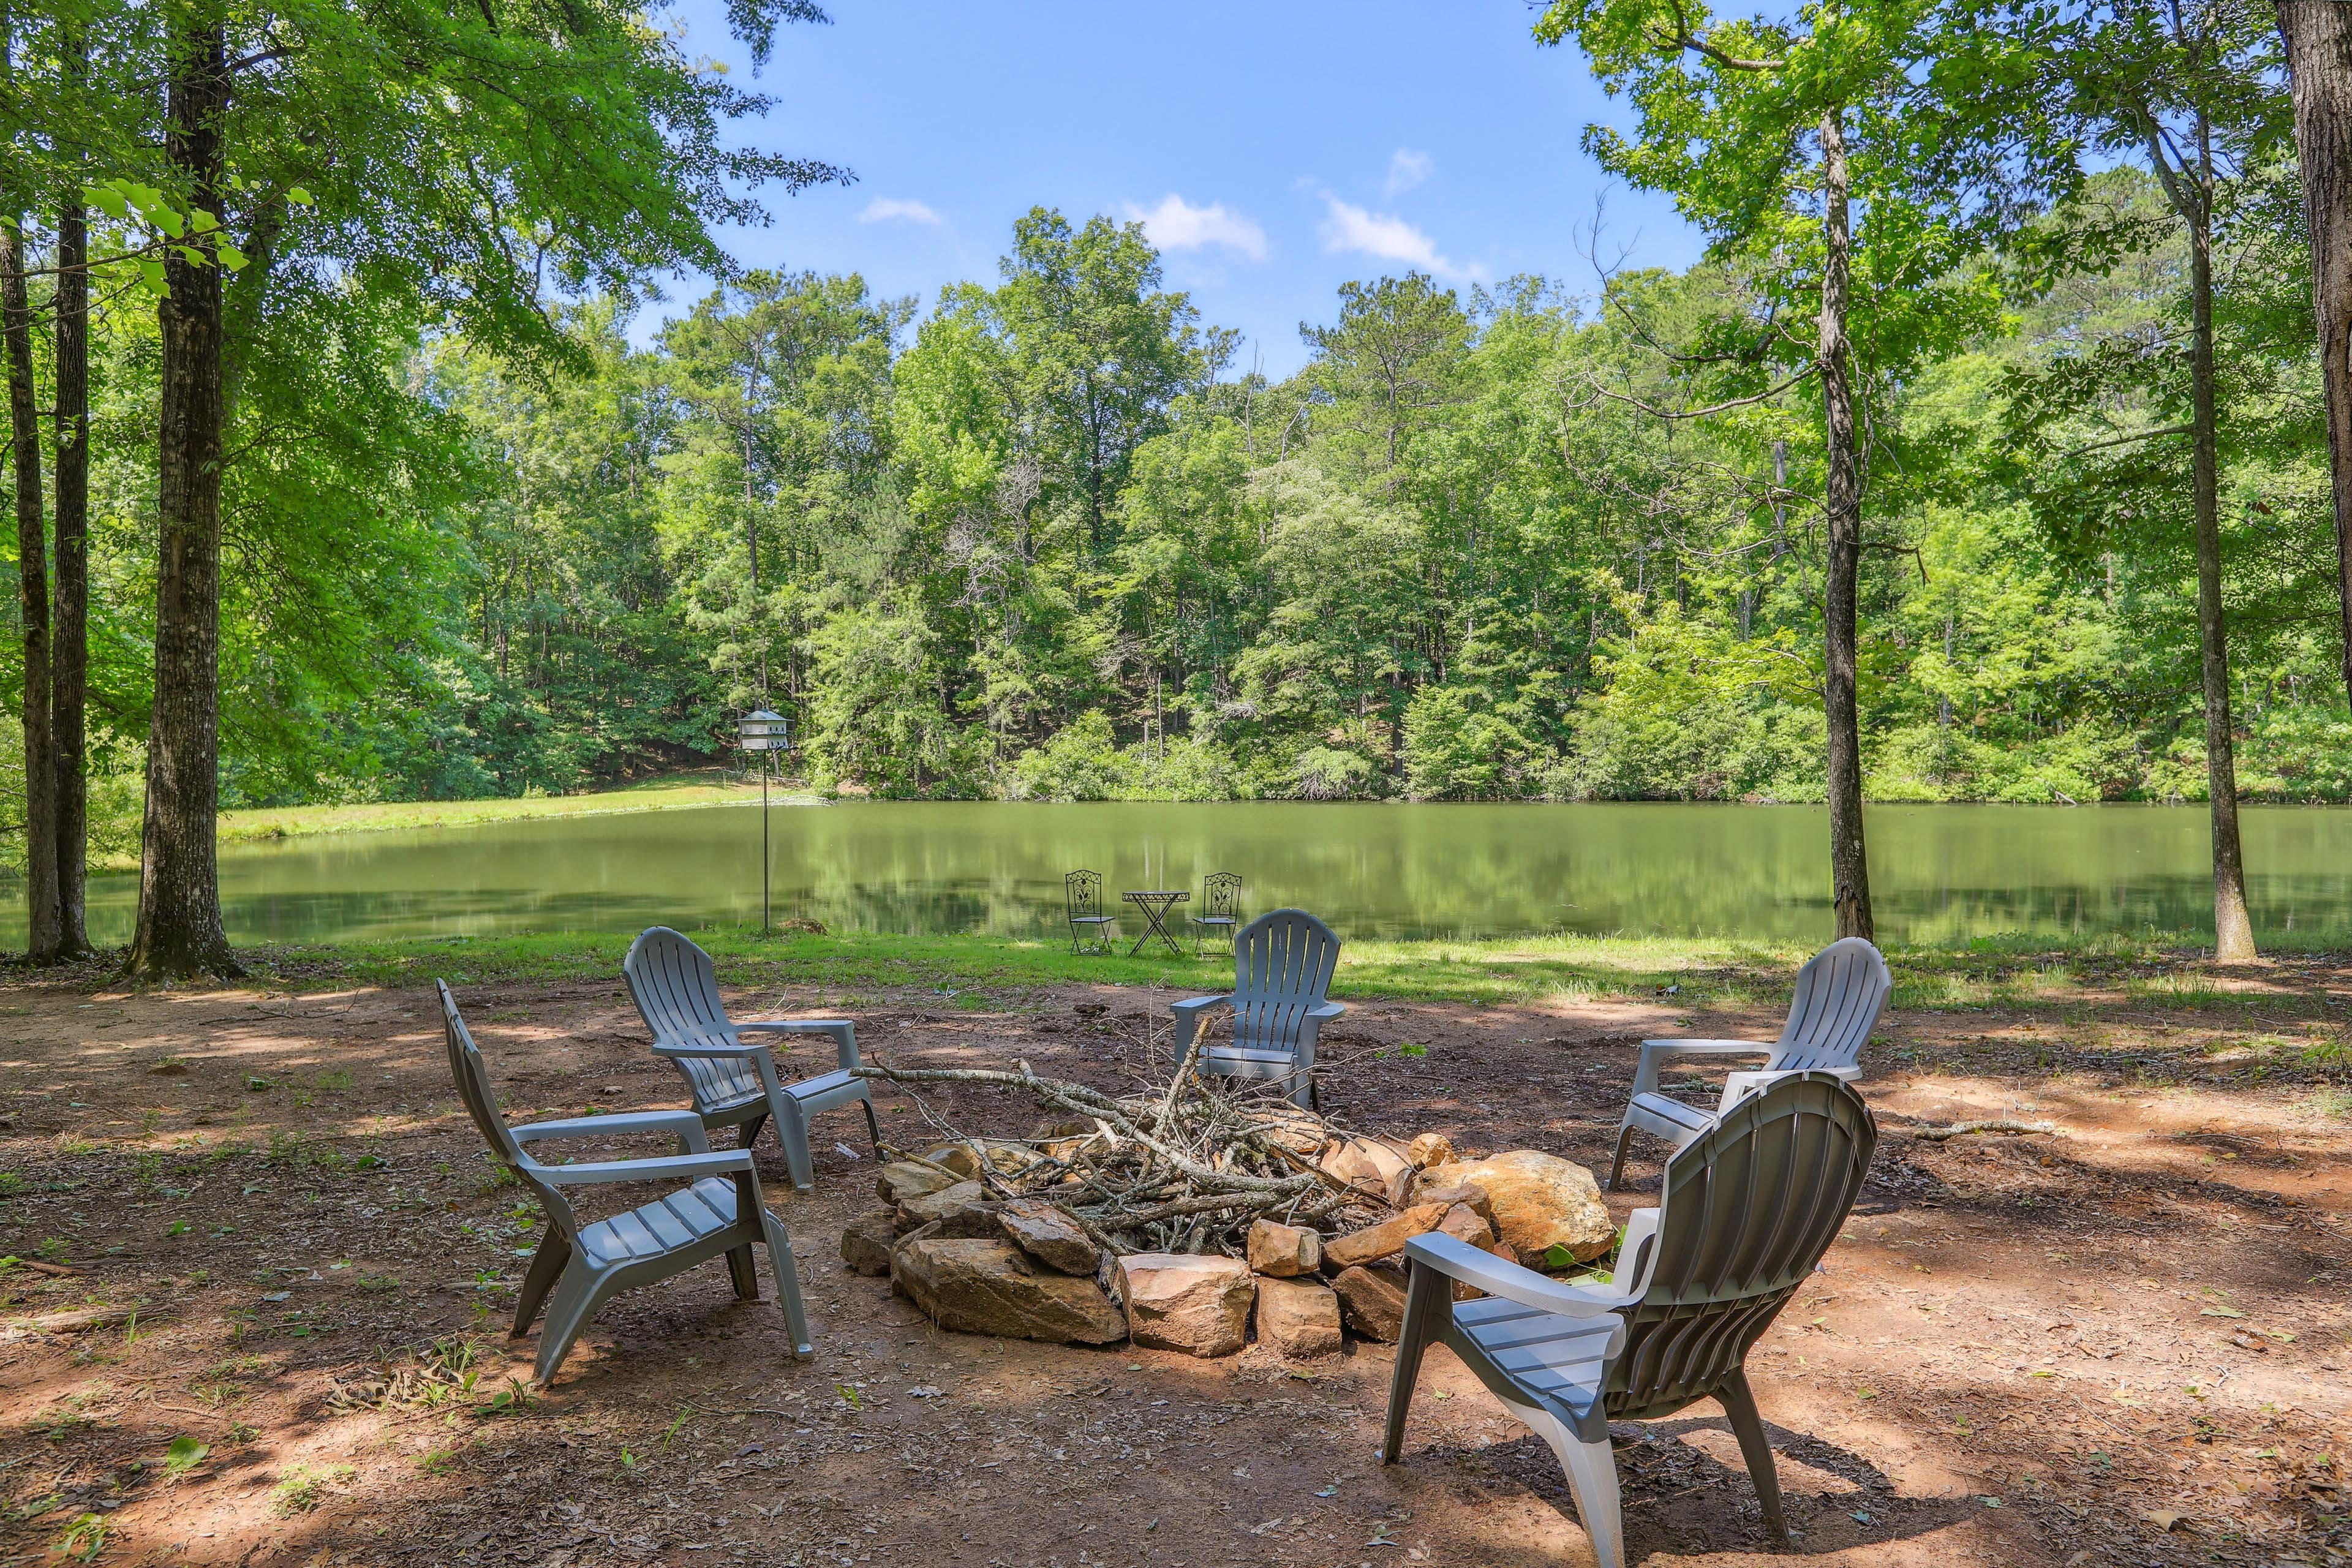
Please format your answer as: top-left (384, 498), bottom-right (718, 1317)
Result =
top-left (851, 1042), bottom-right (1395, 1257)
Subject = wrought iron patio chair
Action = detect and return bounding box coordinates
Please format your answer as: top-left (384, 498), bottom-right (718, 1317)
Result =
top-left (623, 926), bottom-right (881, 1193)
top-left (1065, 869), bottom-right (1117, 954)
top-left (1189, 872), bottom-right (1243, 954)
top-left (439, 981), bottom-right (812, 1385)
top-left (1171, 908), bottom-right (1343, 1109)
top-left (1382, 1072), bottom-right (1877, 1568)
top-left (1608, 935), bottom-right (1890, 1190)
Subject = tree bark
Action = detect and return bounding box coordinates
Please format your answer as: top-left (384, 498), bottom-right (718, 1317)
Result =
top-left (127, 12), bottom-right (241, 979)
top-left (3, 221), bottom-right (61, 961)
top-left (2275, 2), bottom-right (2352, 719)
top-left (1819, 106), bottom-right (1874, 942)
top-left (53, 91), bottom-right (92, 958)
top-left (2183, 135), bottom-right (2258, 963)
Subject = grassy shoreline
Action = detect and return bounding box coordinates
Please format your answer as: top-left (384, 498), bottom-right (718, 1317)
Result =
top-left (217, 774), bottom-right (821, 845)
top-left (79, 924), bottom-right (2330, 1016)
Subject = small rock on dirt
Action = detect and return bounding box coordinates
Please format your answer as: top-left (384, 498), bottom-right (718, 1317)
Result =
top-left (1246, 1219), bottom-right (1322, 1278)
top-left (1254, 1277), bottom-right (1343, 1357)
top-left (1118, 1254), bottom-right (1254, 1357)
top-left (997, 1199), bottom-right (1098, 1275)
top-left (1423, 1150), bottom-right (1614, 1265)
top-left (1407, 1132), bottom-right (1455, 1169)
top-left (892, 1237), bottom-right (1126, 1344)
top-left (840, 1211), bottom-right (899, 1277)
top-left (1331, 1264), bottom-right (1409, 1341)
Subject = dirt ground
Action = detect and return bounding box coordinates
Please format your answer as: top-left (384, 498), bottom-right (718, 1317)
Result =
top-left (1, 956), bottom-right (2348, 1568)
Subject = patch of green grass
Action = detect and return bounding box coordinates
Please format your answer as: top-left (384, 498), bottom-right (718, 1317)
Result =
top-left (217, 774), bottom-right (813, 847)
top-left (270, 1464), bottom-right (353, 1515)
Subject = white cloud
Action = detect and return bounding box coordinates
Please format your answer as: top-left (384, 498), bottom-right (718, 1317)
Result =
top-left (858, 197), bottom-right (944, 227)
top-left (1124, 194), bottom-right (1268, 262)
top-left (1317, 195), bottom-right (1478, 281)
top-left (1384, 149), bottom-right (1434, 197)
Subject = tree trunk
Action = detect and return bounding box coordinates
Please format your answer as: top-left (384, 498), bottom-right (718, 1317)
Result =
top-left (53, 140), bottom-right (92, 958)
top-left (1819, 107), bottom-right (1874, 942)
top-left (3, 222), bottom-right (61, 961)
top-left (2276, 2), bottom-right (2352, 718)
top-left (2184, 151), bottom-right (2258, 963)
top-left (127, 12), bottom-right (240, 980)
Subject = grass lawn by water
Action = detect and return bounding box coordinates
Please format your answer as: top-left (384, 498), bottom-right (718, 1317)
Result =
top-left (235, 924), bottom-right (2352, 1024)
top-left (216, 772), bottom-right (819, 845)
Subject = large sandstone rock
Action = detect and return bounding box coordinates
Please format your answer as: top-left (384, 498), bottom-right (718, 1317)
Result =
top-left (1321, 1203), bottom-right (1449, 1272)
top-left (892, 1236), bottom-right (1126, 1344)
top-left (840, 1210), bottom-right (898, 1277)
top-left (1245, 1219), bottom-right (1322, 1278)
top-left (1423, 1151), bottom-right (1614, 1265)
top-left (1331, 1264), bottom-right (1409, 1341)
top-left (997, 1199), bottom-right (1098, 1275)
top-left (1254, 1277), bottom-right (1343, 1357)
top-left (1407, 1133), bottom-right (1455, 1170)
top-left (1321, 1137), bottom-right (1414, 1207)
top-left (1117, 1254), bottom-right (1254, 1357)
top-left (895, 1180), bottom-right (987, 1232)
top-left (876, 1159), bottom-right (960, 1204)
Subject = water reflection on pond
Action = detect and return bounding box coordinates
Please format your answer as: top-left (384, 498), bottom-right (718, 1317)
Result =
top-left (21, 801), bottom-right (2352, 948)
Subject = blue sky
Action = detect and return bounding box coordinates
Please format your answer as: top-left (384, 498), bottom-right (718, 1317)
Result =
top-left (660, 0), bottom-right (1706, 377)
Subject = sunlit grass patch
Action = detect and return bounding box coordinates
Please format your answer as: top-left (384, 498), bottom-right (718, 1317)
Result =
top-left (216, 772), bottom-right (813, 848)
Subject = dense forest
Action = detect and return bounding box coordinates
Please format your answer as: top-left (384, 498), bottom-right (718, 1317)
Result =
top-left (9, 0), bottom-right (2352, 971)
top-left (12, 176), bottom-right (2344, 821)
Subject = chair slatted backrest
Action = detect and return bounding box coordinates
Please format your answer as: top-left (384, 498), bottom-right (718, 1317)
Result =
top-left (1230, 909), bottom-right (1341, 1050)
top-left (1771, 938), bottom-right (1892, 1072)
top-left (1605, 1072), bottom-right (1875, 1420)
top-left (1201, 873), bottom-right (1243, 920)
top-left (1065, 870), bottom-right (1106, 922)
top-left (439, 981), bottom-right (574, 1235)
top-left (623, 927), bottom-right (761, 1109)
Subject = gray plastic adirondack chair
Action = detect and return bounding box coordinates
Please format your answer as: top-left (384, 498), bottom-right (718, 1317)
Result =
top-left (1608, 936), bottom-right (1889, 1191)
top-left (623, 926), bottom-right (881, 1193)
top-left (1383, 1072), bottom-right (1877, 1568)
top-left (438, 981), bottom-right (812, 1385)
top-left (1171, 908), bottom-right (1343, 1109)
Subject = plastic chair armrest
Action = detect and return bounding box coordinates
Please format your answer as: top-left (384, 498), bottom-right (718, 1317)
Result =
top-left (739, 1019), bottom-right (858, 1070)
top-left (1630, 1038), bottom-right (1774, 1098)
top-left (649, 1039), bottom-right (763, 1060)
top-left (1402, 1233), bottom-right (1634, 1317)
top-left (536, 1149), bottom-right (755, 1186)
top-left (513, 1110), bottom-right (712, 1153)
top-left (1307, 1001), bottom-right (1345, 1020)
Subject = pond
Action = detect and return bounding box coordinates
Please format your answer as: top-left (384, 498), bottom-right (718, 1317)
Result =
top-left (23, 801), bottom-right (2352, 949)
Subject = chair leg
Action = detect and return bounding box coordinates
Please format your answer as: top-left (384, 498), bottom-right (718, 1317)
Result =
top-left (758, 1207), bottom-right (814, 1357)
top-left (1379, 1261), bottom-right (1448, 1463)
top-left (860, 1094), bottom-right (883, 1155)
top-left (725, 1241), bottom-right (760, 1301)
top-left (775, 1100), bottom-right (816, 1193)
top-left (532, 1264), bottom-right (617, 1386)
top-left (740, 1110), bottom-right (770, 1153)
top-left (1516, 1398), bottom-right (1625, 1568)
top-left (1607, 1123), bottom-right (1636, 1191)
top-left (1719, 1368), bottom-right (1789, 1545)
top-left (511, 1232), bottom-right (570, 1336)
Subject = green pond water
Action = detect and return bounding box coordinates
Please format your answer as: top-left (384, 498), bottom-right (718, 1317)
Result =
top-left (21, 801), bottom-right (2352, 948)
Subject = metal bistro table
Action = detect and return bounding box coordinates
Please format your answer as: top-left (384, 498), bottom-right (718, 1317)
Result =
top-left (1121, 889), bottom-right (1190, 957)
